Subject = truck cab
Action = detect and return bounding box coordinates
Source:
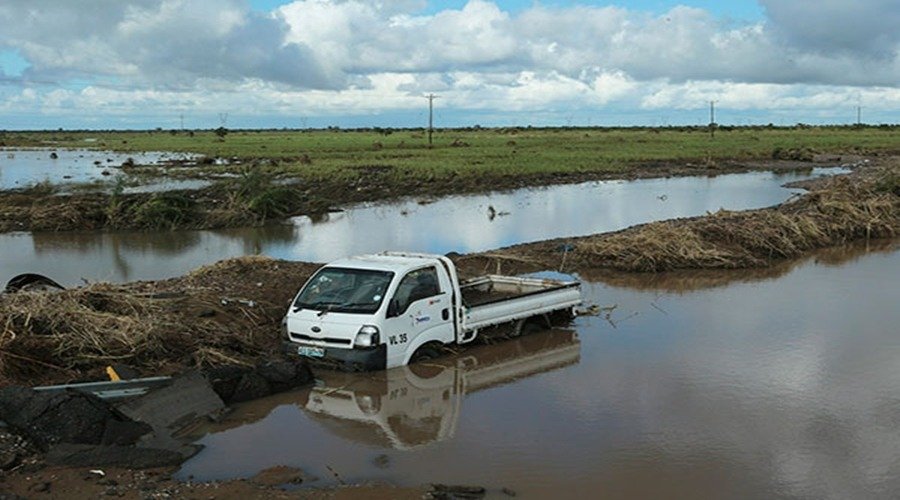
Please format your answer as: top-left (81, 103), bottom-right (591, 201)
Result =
top-left (285, 253), bottom-right (461, 371)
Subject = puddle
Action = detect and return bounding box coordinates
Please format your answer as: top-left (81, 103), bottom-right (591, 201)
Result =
top-left (0, 148), bottom-right (197, 190)
top-left (0, 168), bottom-right (847, 286)
top-left (177, 243), bottom-right (900, 497)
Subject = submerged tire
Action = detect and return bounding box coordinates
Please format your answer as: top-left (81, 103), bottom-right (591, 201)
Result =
top-left (511, 318), bottom-right (546, 338)
top-left (410, 344), bottom-right (440, 363)
top-left (521, 321), bottom-right (545, 336)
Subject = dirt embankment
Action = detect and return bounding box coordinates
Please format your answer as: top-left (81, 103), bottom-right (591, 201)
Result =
top-left (0, 155), bottom-right (867, 233)
top-left (0, 464), bottom-right (427, 499)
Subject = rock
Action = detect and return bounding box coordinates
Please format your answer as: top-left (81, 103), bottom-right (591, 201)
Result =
top-left (45, 444), bottom-right (185, 469)
top-left (0, 387), bottom-right (151, 451)
top-left (250, 465), bottom-right (314, 486)
top-left (430, 484), bottom-right (486, 499)
top-left (205, 361), bottom-right (313, 405)
top-left (0, 451), bottom-right (19, 471)
top-left (29, 482), bottom-right (50, 493)
top-left (257, 360), bottom-right (313, 393)
top-left (230, 372), bottom-right (271, 404)
top-left (204, 365), bottom-right (248, 403)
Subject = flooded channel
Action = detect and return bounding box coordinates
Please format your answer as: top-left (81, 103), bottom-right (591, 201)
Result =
top-left (178, 242), bottom-right (900, 498)
top-left (0, 148), bottom-right (195, 190)
top-left (1, 168), bottom-right (845, 285)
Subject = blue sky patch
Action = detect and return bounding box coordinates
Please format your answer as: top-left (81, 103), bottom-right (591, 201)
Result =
top-left (0, 49), bottom-right (29, 77)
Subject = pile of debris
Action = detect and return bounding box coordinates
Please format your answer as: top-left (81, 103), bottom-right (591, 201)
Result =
top-left (0, 257), bottom-right (318, 386)
top-left (0, 361), bottom-right (312, 473)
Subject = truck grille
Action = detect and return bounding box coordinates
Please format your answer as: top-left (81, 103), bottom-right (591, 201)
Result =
top-left (290, 332), bottom-right (352, 346)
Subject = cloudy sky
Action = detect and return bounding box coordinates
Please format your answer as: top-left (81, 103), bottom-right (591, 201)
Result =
top-left (0, 0), bottom-right (898, 129)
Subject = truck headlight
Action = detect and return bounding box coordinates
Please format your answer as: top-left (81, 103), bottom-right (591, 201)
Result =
top-left (354, 325), bottom-right (380, 348)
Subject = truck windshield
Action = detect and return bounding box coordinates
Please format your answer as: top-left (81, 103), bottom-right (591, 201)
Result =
top-left (293, 267), bottom-right (394, 315)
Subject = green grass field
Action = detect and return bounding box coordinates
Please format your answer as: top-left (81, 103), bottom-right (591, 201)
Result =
top-left (3, 126), bottom-right (898, 182)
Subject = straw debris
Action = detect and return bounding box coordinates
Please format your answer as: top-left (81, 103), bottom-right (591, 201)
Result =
top-left (491, 163), bottom-right (899, 273)
top-left (0, 257), bottom-right (320, 386)
top-left (1, 285), bottom-right (168, 383)
top-left (572, 168), bottom-right (898, 271)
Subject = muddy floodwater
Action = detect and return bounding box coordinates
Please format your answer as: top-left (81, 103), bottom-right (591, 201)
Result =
top-left (177, 244), bottom-right (900, 498)
top-left (1, 168), bottom-right (845, 285)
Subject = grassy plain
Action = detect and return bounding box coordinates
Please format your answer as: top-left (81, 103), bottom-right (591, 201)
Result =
top-left (3, 125), bottom-right (899, 181)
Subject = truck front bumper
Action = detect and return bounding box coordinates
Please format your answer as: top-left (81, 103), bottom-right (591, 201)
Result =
top-left (284, 342), bottom-right (387, 372)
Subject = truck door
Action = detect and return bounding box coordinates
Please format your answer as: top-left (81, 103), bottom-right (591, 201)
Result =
top-left (383, 266), bottom-right (454, 367)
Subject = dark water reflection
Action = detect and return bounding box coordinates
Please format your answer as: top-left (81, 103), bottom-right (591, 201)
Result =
top-left (1, 168), bottom-right (844, 285)
top-left (0, 225), bottom-right (298, 285)
top-left (178, 243), bottom-right (900, 499)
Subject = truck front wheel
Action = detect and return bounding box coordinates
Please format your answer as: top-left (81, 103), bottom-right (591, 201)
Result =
top-left (410, 343), bottom-right (441, 363)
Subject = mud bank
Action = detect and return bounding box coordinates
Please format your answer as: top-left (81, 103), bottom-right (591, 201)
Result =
top-left (0, 156), bottom-right (868, 233)
top-left (0, 464), bottom-right (427, 499)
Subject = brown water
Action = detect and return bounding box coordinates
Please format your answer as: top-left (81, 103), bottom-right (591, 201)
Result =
top-left (1, 168), bottom-right (845, 285)
top-left (177, 242), bottom-right (900, 498)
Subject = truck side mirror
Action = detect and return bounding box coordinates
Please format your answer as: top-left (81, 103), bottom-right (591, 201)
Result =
top-left (386, 298), bottom-right (400, 318)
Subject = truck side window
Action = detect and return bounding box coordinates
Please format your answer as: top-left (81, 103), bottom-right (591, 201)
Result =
top-left (394, 267), bottom-right (441, 314)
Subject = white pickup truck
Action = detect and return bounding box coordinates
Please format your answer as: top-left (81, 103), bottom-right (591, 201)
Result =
top-left (284, 252), bottom-right (581, 371)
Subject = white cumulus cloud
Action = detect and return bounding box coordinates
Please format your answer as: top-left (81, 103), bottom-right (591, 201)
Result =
top-left (0, 0), bottom-right (898, 127)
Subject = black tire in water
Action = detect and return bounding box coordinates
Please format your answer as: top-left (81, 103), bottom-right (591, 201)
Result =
top-left (410, 344), bottom-right (440, 363)
top-left (521, 321), bottom-right (545, 336)
top-left (511, 319), bottom-right (545, 338)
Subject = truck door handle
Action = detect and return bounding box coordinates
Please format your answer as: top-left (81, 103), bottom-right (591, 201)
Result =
top-left (442, 308), bottom-right (449, 320)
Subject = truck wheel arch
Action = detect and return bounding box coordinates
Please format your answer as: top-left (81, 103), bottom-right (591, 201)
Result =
top-left (406, 341), bottom-right (444, 365)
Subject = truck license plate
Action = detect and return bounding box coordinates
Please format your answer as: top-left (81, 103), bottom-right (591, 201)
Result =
top-left (298, 346), bottom-right (325, 358)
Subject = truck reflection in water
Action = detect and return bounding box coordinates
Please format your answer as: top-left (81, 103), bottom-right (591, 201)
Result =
top-left (303, 329), bottom-right (580, 450)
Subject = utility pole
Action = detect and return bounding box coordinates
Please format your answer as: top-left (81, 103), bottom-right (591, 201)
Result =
top-left (857, 105), bottom-right (862, 126)
top-left (425, 94), bottom-right (439, 145)
top-left (709, 100), bottom-right (717, 138)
